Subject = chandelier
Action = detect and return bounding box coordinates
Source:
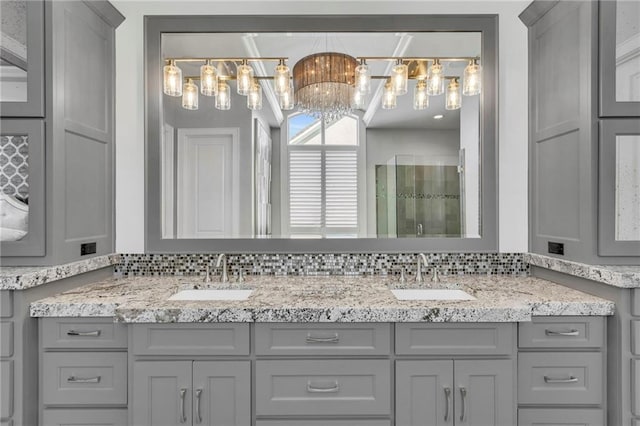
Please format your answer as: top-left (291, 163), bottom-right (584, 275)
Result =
top-left (162, 54), bottom-right (481, 120)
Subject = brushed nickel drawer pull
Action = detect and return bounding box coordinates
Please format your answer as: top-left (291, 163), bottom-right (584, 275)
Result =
top-left (67, 375), bottom-right (101, 383)
top-left (179, 388), bottom-right (187, 423)
top-left (307, 381), bottom-right (340, 393)
top-left (544, 375), bottom-right (578, 384)
top-left (67, 330), bottom-right (101, 337)
top-left (195, 388), bottom-right (202, 424)
top-left (459, 387), bottom-right (467, 421)
top-left (443, 386), bottom-right (451, 422)
top-left (545, 329), bottom-right (579, 336)
top-left (305, 333), bottom-right (340, 344)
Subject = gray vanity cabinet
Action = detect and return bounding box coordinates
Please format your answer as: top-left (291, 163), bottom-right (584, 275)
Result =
top-left (1, 1), bottom-right (124, 266)
top-left (522, 0), bottom-right (640, 264)
top-left (396, 359), bottom-right (513, 426)
top-left (132, 361), bottom-right (251, 426)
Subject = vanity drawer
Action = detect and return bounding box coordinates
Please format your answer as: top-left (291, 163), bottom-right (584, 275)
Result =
top-left (518, 408), bottom-right (604, 426)
top-left (1, 360), bottom-right (13, 420)
top-left (633, 321), bottom-right (640, 355)
top-left (255, 323), bottom-right (391, 355)
top-left (634, 359), bottom-right (640, 416)
top-left (257, 421), bottom-right (391, 426)
top-left (0, 292), bottom-right (11, 318)
top-left (255, 360), bottom-right (391, 416)
top-left (132, 323), bottom-right (249, 356)
top-left (42, 352), bottom-right (127, 406)
top-left (41, 318), bottom-right (127, 349)
top-left (518, 316), bottom-right (604, 349)
top-left (395, 323), bottom-right (514, 355)
top-left (518, 352), bottom-right (603, 405)
top-left (0, 322), bottom-right (12, 357)
top-left (41, 408), bottom-right (128, 426)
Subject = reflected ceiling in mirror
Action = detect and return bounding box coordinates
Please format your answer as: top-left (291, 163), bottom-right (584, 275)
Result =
top-left (159, 31), bottom-right (482, 240)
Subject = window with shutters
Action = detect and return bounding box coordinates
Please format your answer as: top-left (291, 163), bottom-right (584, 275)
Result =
top-left (284, 113), bottom-right (362, 238)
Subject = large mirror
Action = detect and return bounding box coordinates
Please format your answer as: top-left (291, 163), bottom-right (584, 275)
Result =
top-left (146, 16), bottom-right (497, 252)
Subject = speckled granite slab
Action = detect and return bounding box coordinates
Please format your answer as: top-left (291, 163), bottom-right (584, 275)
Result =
top-left (29, 275), bottom-right (614, 323)
top-left (0, 254), bottom-right (121, 290)
top-left (525, 253), bottom-right (640, 288)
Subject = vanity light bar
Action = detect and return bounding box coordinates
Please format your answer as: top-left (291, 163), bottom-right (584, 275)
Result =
top-left (162, 56), bottom-right (481, 112)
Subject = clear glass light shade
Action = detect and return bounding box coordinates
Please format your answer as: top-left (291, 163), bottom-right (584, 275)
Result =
top-left (163, 62), bottom-right (182, 96)
top-left (279, 85), bottom-right (295, 110)
top-left (391, 63), bottom-right (408, 95)
top-left (247, 82), bottom-right (263, 110)
top-left (236, 64), bottom-right (254, 95)
top-left (352, 89), bottom-right (366, 109)
top-left (463, 60), bottom-right (482, 96)
top-left (426, 60), bottom-right (445, 96)
top-left (382, 82), bottom-right (397, 109)
top-left (181, 80), bottom-right (198, 110)
top-left (355, 63), bottom-right (371, 94)
top-left (273, 63), bottom-right (290, 95)
top-left (200, 63), bottom-right (217, 96)
top-left (413, 80), bottom-right (429, 110)
top-left (215, 81), bottom-right (231, 110)
top-left (445, 79), bottom-right (461, 110)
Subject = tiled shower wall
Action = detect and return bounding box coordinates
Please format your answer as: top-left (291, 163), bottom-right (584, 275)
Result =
top-left (115, 252), bottom-right (529, 277)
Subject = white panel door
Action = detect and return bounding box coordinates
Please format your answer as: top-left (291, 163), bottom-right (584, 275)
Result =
top-left (177, 128), bottom-right (239, 238)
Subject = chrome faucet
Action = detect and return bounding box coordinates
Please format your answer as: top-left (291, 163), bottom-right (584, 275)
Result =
top-left (416, 253), bottom-right (441, 284)
top-left (416, 253), bottom-right (428, 283)
top-left (215, 253), bottom-right (230, 283)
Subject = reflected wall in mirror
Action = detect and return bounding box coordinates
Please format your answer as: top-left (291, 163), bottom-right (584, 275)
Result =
top-left (615, 135), bottom-right (640, 241)
top-left (159, 31), bottom-right (481, 240)
top-left (0, 132), bottom-right (29, 241)
top-left (0, 0), bottom-right (28, 102)
top-left (615, 0), bottom-right (640, 102)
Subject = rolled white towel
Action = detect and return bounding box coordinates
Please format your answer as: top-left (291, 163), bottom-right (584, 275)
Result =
top-left (0, 193), bottom-right (29, 241)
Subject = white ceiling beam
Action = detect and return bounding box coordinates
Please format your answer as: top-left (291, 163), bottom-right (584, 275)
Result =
top-left (362, 33), bottom-right (414, 127)
top-left (242, 35), bottom-right (284, 125)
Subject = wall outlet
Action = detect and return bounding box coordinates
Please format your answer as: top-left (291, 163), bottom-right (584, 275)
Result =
top-left (548, 241), bottom-right (564, 255)
top-left (81, 242), bottom-right (97, 256)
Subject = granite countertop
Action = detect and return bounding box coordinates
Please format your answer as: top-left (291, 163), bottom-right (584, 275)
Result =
top-left (29, 274), bottom-right (614, 323)
top-left (525, 253), bottom-right (640, 288)
top-left (0, 254), bottom-right (121, 290)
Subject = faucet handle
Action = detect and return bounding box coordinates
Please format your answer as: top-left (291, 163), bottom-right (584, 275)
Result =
top-left (203, 265), bottom-right (212, 283)
top-left (399, 268), bottom-right (407, 284)
top-left (431, 267), bottom-right (441, 283)
top-left (237, 269), bottom-right (245, 284)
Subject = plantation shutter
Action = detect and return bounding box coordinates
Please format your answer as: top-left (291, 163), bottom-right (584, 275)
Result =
top-left (325, 150), bottom-right (358, 229)
top-left (288, 150), bottom-right (322, 228)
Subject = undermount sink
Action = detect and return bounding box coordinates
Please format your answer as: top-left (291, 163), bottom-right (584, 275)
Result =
top-left (390, 288), bottom-right (476, 301)
top-left (168, 289), bottom-right (253, 301)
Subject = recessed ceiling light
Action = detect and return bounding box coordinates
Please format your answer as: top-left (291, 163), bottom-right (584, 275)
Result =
top-left (433, 114), bottom-right (444, 120)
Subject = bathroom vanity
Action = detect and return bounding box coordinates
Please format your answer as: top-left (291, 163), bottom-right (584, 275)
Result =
top-left (29, 274), bottom-right (613, 426)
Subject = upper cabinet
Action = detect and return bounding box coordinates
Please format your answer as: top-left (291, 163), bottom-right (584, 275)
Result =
top-left (521, 0), bottom-right (639, 265)
top-left (0, 1), bottom-right (124, 266)
top-left (600, 0), bottom-right (640, 117)
top-left (0, 0), bottom-right (44, 117)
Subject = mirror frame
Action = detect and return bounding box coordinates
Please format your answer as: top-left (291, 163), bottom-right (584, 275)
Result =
top-left (145, 14), bottom-right (498, 253)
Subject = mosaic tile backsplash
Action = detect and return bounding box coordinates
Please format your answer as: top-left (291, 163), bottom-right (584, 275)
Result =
top-left (115, 253), bottom-right (529, 278)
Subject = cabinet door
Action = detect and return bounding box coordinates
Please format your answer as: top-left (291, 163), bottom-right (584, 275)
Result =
top-left (0, 0), bottom-right (44, 117)
top-left (396, 360), bottom-right (454, 426)
top-left (0, 119), bottom-right (44, 256)
top-left (518, 408), bottom-right (604, 426)
top-left (600, 0), bottom-right (640, 117)
top-left (132, 361), bottom-right (192, 426)
top-left (454, 359), bottom-right (514, 426)
top-left (192, 361), bottom-right (250, 426)
top-left (598, 119), bottom-right (640, 256)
